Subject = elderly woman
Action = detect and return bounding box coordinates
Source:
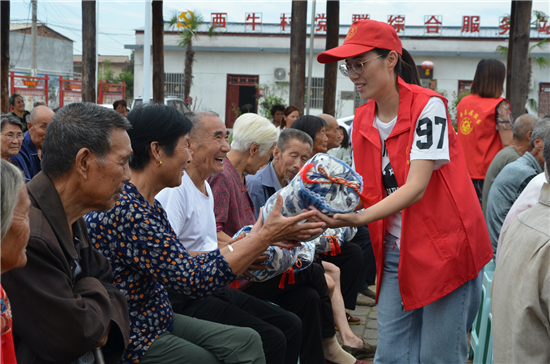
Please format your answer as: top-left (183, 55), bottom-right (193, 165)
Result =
top-left (1, 114), bottom-right (24, 162)
top-left (209, 113), bottom-right (279, 241)
top-left (291, 115), bottom-right (328, 156)
top-left (113, 100), bottom-right (128, 117)
top-left (1, 160), bottom-right (31, 363)
top-left (86, 104), bottom-right (323, 364)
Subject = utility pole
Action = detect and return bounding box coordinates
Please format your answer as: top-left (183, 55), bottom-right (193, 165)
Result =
top-left (322, 1), bottom-right (339, 116)
top-left (508, 0), bottom-right (532, 120)
top-left (152, 0), bottom-right (164, 104)
top-left (1, 1), bottom-right (10, 113)
top-left (305, 0), bottom-right (316, 115)
top-left (31, 0), bottom-right (37, 76)
top-left (505, 1), bottom-right (517, 101)
top-left (289, 1), bottom-right (307, 114)
top-left (142, 0), bottom-right (151, 104)
top-left (82, 1), bottom-right (96, 103)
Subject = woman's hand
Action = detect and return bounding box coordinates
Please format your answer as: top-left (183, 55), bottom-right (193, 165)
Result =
top-left (259, 194), bottom-right (326, 243)
top-left (304, 208), bottom-right (369, 228)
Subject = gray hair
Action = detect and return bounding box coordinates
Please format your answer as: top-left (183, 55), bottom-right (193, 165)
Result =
top-left (184, 110), bottom-right (220, 139)
top-left (33, 101), bottom-right (47, 108)
top-left (531, 117), bottom-right (550, 149)
top-left (231, 113), bottom-right (278, 157)
top-left (513, 114), bottom-right (539, 140)
top-left (1, 160), bottom-right (25, 240)
top-left (29, 105), bottom-right (53, 126)
top-left (277, 128), bottom-right (313, 153)
top-left (41, 102), bottom-right (132, 179)
top-left (1, 113), bottom-right (23, 132)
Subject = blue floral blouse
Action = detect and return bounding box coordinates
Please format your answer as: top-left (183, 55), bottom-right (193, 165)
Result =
top-left (85, 182), bottom-right (236, 364)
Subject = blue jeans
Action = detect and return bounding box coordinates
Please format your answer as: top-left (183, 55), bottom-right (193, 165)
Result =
top-left (374, 233), bottom-right (482, 364)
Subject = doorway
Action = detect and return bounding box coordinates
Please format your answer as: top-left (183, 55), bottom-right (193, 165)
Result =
top-left (225, 74), bottom-right (259, 128)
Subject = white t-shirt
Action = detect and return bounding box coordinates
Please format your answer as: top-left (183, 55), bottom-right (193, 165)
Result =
top-left (375, 97), bottom-right (450, 240)
top-left (155, 172), bottom-right (218, 252)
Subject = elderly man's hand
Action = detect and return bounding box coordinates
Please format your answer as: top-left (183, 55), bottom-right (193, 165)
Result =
top-left (260, 194), bottom-right (325, 243)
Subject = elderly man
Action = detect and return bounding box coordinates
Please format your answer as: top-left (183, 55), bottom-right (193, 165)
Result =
top-left (155, 110), bottom-right (301, 364)
top-left (317, 113), bottom-right (342, 151)
top-left (11, 106), bottom-right (54, 182)
top-left (158, 112), bottom-right (364, 364)
top-left (248, 128), bottom-right (313, 218)
top-left (486, 118), bottom-right (550, 258)
top-left (491, 128), bottom-right (550, 363)
top-left (2, 103), bottom-right (130, 364)
top-left (482, 114), bottom-right (539, 215)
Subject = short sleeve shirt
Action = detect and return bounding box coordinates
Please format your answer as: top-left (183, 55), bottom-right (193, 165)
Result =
top-left (376, 97), bottom-right (450, 240)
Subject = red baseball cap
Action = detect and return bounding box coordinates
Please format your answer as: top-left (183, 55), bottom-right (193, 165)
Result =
top-left (317, 19), bottom-right (403, 64)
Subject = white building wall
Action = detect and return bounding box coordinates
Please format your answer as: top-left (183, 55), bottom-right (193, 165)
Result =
top-left (132, 29), bottom-right (549, 121)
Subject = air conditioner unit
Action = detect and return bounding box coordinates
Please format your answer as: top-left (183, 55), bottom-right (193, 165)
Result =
top-left (273, 67), bottom-right (290, 82)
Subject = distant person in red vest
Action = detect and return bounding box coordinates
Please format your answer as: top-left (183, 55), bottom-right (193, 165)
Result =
top-left (315, 19), bottom-right (492, 363)
top-left (457, 59), bottom-right (513, 203)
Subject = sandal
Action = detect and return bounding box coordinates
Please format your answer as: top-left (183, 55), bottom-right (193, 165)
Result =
top-left (342, 339), bottom-right (377, 359)
top-left (346, 312), bottom-right (361, 325)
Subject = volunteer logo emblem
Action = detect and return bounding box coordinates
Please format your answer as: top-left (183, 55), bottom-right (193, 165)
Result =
top-left (460, 117), bottom-right (473, 135)
top-left (346, 25), bottom-right (357, 40)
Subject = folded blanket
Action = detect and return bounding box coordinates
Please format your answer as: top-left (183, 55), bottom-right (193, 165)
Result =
top-left (261, 153), bottom-right (365, 240)
top-left (232, 225), bottom-right (315, 284)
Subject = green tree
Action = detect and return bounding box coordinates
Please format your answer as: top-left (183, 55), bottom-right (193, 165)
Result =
top-left (168, 10), bottom-right (217, 100)
top-left (496, 10), bottom-right (550, 112)
top-left (256, 82), bottom-right (289, 118)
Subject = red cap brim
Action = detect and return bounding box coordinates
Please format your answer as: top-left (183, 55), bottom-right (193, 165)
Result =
top-left (317, 43), bottom-right (376, 64)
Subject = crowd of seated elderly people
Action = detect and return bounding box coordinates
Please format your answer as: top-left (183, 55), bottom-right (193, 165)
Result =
top-left (4, 97), bottom-right (550, 363)
top-left (1, 102), bottom-right (375, 364)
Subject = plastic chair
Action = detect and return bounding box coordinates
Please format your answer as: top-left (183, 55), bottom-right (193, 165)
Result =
top-left (485, 259), bottom-right (496, 273)
top-left (472, 270), bottom-right (493, 364)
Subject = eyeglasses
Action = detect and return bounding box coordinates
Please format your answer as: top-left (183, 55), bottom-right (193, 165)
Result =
top-left (339, 54), bottom-right (383, 77)
top-left (1, 132), bottom-right (24, 141)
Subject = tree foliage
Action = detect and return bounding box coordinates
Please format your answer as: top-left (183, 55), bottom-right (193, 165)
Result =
top-left (256, 82), bottom-right (289, 118)
top-left (168, 10), bottom-right (217, 99)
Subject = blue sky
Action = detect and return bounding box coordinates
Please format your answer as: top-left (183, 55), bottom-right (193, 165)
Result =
top-left (8, 0), bottom-right (550, 56)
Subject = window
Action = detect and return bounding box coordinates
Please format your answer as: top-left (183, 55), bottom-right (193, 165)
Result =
top-left (309, 77), bottom-right (324, 109)
top-left (165, 73), bottom-right (185, 98)
top-left (458, 80), bottom-right (473, 95)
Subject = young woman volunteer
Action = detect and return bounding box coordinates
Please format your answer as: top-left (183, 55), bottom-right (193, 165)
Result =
top-left (315, 20), bottom-right (493, 363)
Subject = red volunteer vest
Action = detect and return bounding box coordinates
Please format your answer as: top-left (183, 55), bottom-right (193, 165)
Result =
top-left (457, 94), bottom-right (508, 179)
top-left (353, 78), bottom-right (492, 310)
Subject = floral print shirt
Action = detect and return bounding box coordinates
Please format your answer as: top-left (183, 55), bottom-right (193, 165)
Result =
top-left (85, 182), bottom-right (236, 364)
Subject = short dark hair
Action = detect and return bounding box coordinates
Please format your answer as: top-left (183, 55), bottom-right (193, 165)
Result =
top-left (277, 128), bottom-right (313, 152)
top-left (339, 126), bottom-right (350, 148)
top-left (127, 104), bottom-right (193, 171)
top-left (1, 113), bottom-right (23, 132)
top-left (9, 93), bottom-right (23, 107)
top-left (290, 115), bottom-right (327, 142)
top-left (41, 103), bottom-right (132, 179)
top-left (113, 99), bottom-right (127, 110)
top-left (270, 103), bottom-right (285, 117)
top-left (282, 105), bottom-right (300, 128)
top-left (470, 59), bottom-right (506, 98)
